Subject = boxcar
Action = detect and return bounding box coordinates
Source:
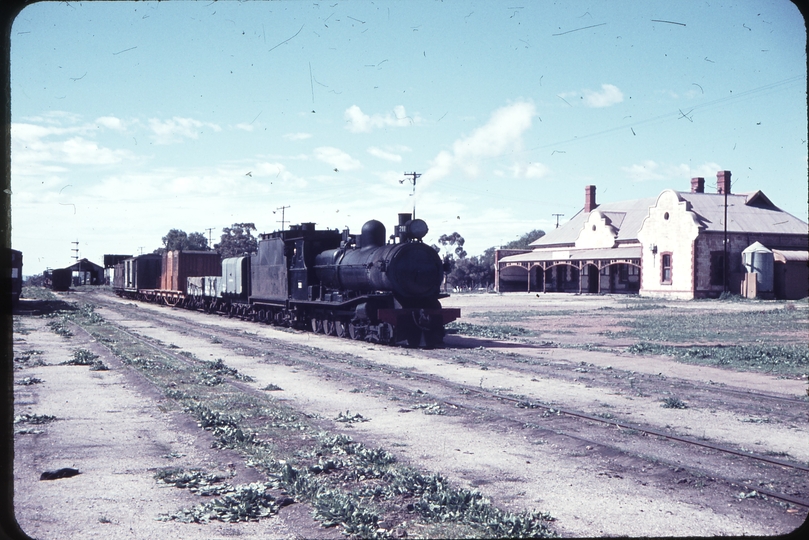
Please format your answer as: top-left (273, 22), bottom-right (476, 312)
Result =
top-left (161, 250), bottom-right (221, 292)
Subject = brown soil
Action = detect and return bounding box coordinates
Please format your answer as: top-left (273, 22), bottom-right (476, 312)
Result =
top-left (11, 290), bottom-right (809, 538)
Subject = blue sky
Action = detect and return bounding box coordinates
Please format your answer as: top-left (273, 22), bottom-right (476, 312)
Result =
top-left (10, 0), bottom-right (807, 275)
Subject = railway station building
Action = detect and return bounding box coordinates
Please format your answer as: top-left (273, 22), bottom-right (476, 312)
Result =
top-left (495, 171), bottom-right (809, 299)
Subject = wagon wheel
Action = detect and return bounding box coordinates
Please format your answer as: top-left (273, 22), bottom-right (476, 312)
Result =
top-left (311, 317), bottom-right (323, 334)
top-left (335, 320), bottom-right (349, 338)
top-left (324, 319), bottom-right (337, 336)
top-left (165, 295), bottom-right (180, 307)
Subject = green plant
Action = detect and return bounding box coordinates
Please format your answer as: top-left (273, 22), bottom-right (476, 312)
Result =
top-left (661, 397), bottom-right (688, 409)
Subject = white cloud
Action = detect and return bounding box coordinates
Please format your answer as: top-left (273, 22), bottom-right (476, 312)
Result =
top-left (234, 123), bottom-right (255, 132)
top-left (422, 101), bottom-right (536, 184)
top-left (367, 146), bottom-right (402, 162)
top-left (621, 161), bottom-right (723, 183)
top-left (344, 105), bottom-right (421, 133)
top-left (95, 116), bottom-right (125, 130)
top-left (509, 162), bottom-right (551, 179)
top-left (583, 84), bottom-right (624, 108)
top-left (313, 146), bottom-right (362, 171)
top-left (148, 117), bottom-right (222, 144)
top-left (284, 132), bottom-right (313, 141)
top-left (11, 122), bottom-right (132, 169)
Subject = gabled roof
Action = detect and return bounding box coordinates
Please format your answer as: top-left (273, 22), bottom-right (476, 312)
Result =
top-left (678, 191), bottom-right (807, 235)
top-left (530, 196), bottom-right (657, 247)
top-left (530, 189), bottom-right (807, 249)
top-left (64, 258), bottom-right (103, 271)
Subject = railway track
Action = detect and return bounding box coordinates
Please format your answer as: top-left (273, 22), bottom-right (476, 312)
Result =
top-left (86, 293), bottom-right (809, 512)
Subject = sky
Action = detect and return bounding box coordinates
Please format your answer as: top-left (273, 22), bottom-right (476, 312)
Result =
top-left (9, 0), bottom-right (808, 276)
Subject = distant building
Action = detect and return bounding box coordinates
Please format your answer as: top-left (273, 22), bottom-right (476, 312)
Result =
top-left (496, 171), bottom-right (809, 299)
top-left (47, 258), bottom-right (105, 290)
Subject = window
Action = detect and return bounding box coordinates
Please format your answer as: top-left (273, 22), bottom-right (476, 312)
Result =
top-left (661, 253), bottom-right (672, 284)
top-left (710, 251), bottom-right (725, 286)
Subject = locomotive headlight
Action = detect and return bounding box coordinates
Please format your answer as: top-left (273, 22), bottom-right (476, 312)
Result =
top-left (407, 219), bottom-right (429, 240)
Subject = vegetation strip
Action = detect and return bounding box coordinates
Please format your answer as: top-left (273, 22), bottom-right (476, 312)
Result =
top-left (99, 292), bottom-right (809, 475)
top-left (43, 293), bottom-right (556, 538)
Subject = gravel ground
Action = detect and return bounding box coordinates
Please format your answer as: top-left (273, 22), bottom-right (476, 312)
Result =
top-left (10, 289), bottom-right (809, 538)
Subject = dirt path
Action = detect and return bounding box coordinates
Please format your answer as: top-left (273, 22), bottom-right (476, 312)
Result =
top-left (13, 313), bottom-right (338, 540)
top-left (12, 290), bottom-right (809, 538)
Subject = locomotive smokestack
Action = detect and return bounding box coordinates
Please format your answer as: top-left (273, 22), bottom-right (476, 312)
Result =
top-left (398, 213), bottom-right (412, 243)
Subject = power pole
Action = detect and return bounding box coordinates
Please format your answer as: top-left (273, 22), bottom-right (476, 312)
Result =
top-left (71, 241), bottom-right (81, 285)
top-left (400, 172), bottom-right (421, 218)
top-left (552, 213), bottom-right (564, 228)
top-left (205, 227), bottom-right (214, 250)
top-left (275, 205), bottom-right (290, 232)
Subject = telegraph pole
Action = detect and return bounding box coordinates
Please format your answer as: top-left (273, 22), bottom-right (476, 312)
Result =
top-left (71, 241), bottom-right (81, 285)
top-left (400, 172), bottom-right (421, 218)
top-left (205, 227), bottom-right (214, 250)
top-left (275, 205), bottom-right (290, 232)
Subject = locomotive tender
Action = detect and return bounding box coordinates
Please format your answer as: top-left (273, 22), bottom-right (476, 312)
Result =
top-left (112, 214), bottom-right (460, 347)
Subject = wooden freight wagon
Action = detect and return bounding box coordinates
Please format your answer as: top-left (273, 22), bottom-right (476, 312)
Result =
top-left (160, 250), bottom-right (221, 292)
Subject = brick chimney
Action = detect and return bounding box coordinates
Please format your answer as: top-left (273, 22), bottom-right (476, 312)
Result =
top-left (584, 185), bottom-right (597, 212)
top-left (690, 177), bottom-right (705, 193)
top-left (716, 170), bottom-right (732, 194)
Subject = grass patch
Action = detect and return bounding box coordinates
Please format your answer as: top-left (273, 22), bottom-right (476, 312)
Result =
top-left (616, 307), bottom-right (808, 345)
top-left (446, 321), bottom-right (533, 340)
top-left (468, 309), bottom-right (574, 322)
top-left (629, 342), bottom-right (808, 376)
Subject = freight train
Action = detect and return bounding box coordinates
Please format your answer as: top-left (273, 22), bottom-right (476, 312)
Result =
top-left (111, 214), bottom-right (460, 347)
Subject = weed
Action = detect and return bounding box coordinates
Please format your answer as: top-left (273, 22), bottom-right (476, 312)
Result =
top-left (13, 350), bottom-right (46, 370)
top-left (160, 482), bottom-right (280, 523)
top-left (62, 348), bottom-right (109, 371)
top-left (661, 397), bottom-right (688, 409)
top-left (154, 467), bottom-right (231, 495)
top-left (15, 377), bottom-right (44, 386)
top-left (335, 410), bottom-right (369, 423)
top-left (46, 319), bottom-right (73, 338)
top-left (14, 413), bottom-right (56, 424)
top-left (63, 348), bottom-right (99, 365)
top-left (263, 383), bottom-right (283, 391)
top-left (413, 403), bottom-right (445, 415)
top-left (445, 321), bottom-right (533, 340)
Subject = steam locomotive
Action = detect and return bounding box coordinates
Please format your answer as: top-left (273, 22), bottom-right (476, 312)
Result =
top-left (112, 214), bottom-right (460, 347)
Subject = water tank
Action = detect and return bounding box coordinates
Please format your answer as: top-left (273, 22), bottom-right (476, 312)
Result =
top-left (742, 242), bottom-right (774, 293)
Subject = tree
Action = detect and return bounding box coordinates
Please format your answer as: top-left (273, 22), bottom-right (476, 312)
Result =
top-left (503, 229), bottom-right (545, 250)
top-left (155, 229), bottom-right (209, 254)
top-left (436, 232), bottom-right (467, 261)
top-left (215, 223), bottom-right (258, 258)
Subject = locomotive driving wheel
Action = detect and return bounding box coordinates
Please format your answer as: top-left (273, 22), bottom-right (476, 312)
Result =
top-left (348, 323), bottom-right (364, 340)
top-left (335, 319), bottom-right (349, 338)
top-left (311, 317), bottom-right (323, 333)
top-left (324, 319), bottom-right (337, 336)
